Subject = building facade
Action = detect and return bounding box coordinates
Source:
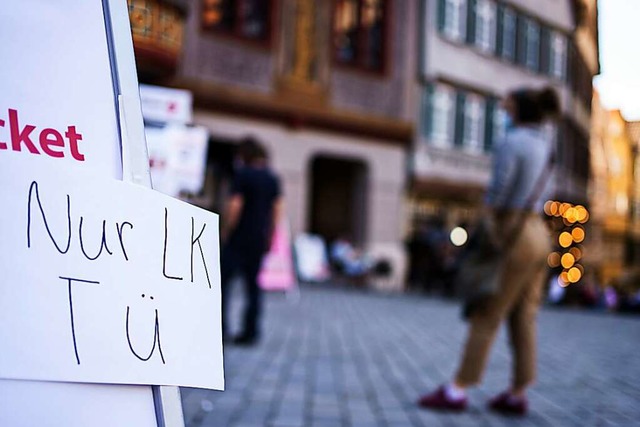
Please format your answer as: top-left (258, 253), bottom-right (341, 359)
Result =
top-left (627, 121), bottom-right (640, 269)
top-left (128, 0), bottom-right (419, 290)
top-left (587, 90), bottom-right (609, 280)
top-left (410, 0), bottom-right (598, 232)
top-left (589, 95), bottom-right (636, 286)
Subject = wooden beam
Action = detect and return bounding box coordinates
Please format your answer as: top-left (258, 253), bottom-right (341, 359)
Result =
top-left (164, 78), bottom-right (413, 146)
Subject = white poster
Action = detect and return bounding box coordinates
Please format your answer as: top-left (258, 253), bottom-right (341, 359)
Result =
top-left (140, 84), bottom-right (193, 124)
top-left (0, 380), bottom-right (157, 427)
top-left (0, 0), bottom-right (123, 178)
top-left (147, 124), bottom-right (209, 198)
top-left (0, 156), bottom-right (224, 390)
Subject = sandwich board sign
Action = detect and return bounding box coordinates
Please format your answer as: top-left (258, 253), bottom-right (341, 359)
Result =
top-left (0, 1), bottom-right (224, 426)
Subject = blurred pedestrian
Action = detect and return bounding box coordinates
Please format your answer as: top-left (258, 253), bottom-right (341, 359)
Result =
top-left (407, 216), bottom-right (449, 293)
top-left (330, 235), bottom-right (373, 279)
top-left (220, 136), bottom-right (282, 345)
top-left (418, 87), bottom-right (560, 416)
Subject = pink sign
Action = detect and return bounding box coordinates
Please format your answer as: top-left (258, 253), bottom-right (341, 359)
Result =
top-left (259, 219), bottom-right (296, 291)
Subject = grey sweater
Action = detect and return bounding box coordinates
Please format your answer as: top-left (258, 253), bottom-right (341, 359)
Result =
top-left (485, 125), bottom-right (553, 211)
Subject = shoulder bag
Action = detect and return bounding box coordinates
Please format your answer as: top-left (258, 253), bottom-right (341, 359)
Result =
top-left (456, 151), bottom-right (554, 319)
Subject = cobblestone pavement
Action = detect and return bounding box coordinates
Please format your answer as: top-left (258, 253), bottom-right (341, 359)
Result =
top-left (182, 285), bottom-right (640, 426)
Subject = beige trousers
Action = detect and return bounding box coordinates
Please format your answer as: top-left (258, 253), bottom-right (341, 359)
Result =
top-left (455, 214), bottom-right (551, 389)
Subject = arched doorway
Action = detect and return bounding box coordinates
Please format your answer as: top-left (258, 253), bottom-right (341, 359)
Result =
top-left (308, 155), bottom-right (369, 246)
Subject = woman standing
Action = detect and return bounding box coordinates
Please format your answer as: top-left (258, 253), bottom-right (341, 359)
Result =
top-left (418, 87), bottom-right (560, 416)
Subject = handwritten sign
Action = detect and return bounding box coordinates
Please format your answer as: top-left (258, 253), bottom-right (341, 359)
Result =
top-left (0, 156), bottom-right (223, 390)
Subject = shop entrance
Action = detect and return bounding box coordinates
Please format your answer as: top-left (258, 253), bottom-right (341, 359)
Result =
top-left (309, 156), bottom-right (368, 246)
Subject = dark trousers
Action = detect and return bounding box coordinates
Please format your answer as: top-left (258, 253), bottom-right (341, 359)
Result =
top-left (220, 243), bottom-right (265, 339)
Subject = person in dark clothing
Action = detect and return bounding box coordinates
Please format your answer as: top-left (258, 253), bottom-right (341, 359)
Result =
top-left (220, 136), bottom-right (282, 345)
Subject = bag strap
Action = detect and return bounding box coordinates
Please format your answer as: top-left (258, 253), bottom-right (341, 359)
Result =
top-left (501, 149), bottom-right (554, 248)
top-left (522, 150), bottom-right (555, 212)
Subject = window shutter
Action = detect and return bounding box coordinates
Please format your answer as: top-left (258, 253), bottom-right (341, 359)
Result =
top-left (454, 91), bottom-right (466, 147)
top-left (539, 27), bottom-right (551, 74)
top-left (516, 15), bottom-right (527, 66)
top-left (528, 21), bottom-right (540, 71)
top-left (495, 4), bottom-right (504, 56)
top-left (567, 40), bottom-right (575, 85)
top-left (568, 41), bottom-right (577, 89)
top-left (484, 97), bottom-right (496, 152)
top-left (466, 0), bottom-right (477, 44)
top-left (438, 0), bottom-right (446, 33)
top-left (422, 84), bottom-right (435, 138)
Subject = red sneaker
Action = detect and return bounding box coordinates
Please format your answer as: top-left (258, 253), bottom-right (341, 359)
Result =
top-left (417, 386), bottom-right (468, 411)
top-left (488, 392), bottom-right (528, 416)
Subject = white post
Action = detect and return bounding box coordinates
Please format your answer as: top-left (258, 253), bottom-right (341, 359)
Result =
top-left (103, 1), bottom-right (185, 426)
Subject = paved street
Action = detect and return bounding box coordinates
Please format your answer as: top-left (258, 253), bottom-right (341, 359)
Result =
top-left (182, 285), bottom-right (640, 426)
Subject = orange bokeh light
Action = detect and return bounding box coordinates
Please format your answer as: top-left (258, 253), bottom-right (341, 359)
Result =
top-left (564, 207), bottom-right (579, 223)
top-left (559, 272), bottom-right (570, 286)
top-left (568, 267), bottom-right (582, 283)
top-left (569, 247), bottom-right (582, 260)
top-left (561, 253), bottom-right (575, 269)
top-left (558, 232), bottom-right (573, 248)
top-left (559, 203), bottom-right (572, 215)
top-left (572, 227), bottom-right (585, 243)
top-left (548, 252), bottom-right (561, 268)
top-left (576, 206), bottom-right (589, 223)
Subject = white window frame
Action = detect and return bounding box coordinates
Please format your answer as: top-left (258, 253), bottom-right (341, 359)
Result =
top-left (525, 18), bottom-right (540, 70)
top-left (550, 31), bottom-right (567, 79)
top-left (462, 94), bottom-right (485, 153)
top-left (541, 122), bottom-right (558, 146)
top-left (430, 84), bottom-right (456, 148)
top-left (443, 0), bottom-right (467, 41)
top-left (493, 106), bottom-right (508, 146)
top-left (475, 0), bottom-right (496, 53)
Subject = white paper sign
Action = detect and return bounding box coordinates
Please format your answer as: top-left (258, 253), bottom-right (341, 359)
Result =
top-left (140, 84), bottom-right (193, 124)
top-left (147, 125), bottom-right (209, 198)
top-left (0, 156), bottom-right (224, 390)
top-left (0, 0), bottom-right (122, 179)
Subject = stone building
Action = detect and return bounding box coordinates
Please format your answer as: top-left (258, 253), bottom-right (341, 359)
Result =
top-left (127, 0), bottom-right (599, 291)
top-left (410, 0), bottom-right (599, 231)
top-left (128, 0), bottom-right (418, 290)
top-left (625, 121), bottom-right (640, 271)
top-left (589, 93), bottom-right (636, 286)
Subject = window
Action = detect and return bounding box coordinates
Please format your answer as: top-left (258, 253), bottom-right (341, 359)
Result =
top-left (567, 41), bottom-right (592, 108)
top-left (493, 105), bottom-right (508, 145)
top-left (538, 27), bottom-right (551, 73)
top-left (439, 0), bottom-right (467, 42)
top-left (483, 97), bottom-right (501, 152)
top-left (201, 0), bottom-right (272, 42)
top-left (462, 94), bottom-right (485, 153)
top-left (497, 5), bottom-right (516, 61)
top-left (424, 84), bottom-right (456, 148)
top-left (333, 0), bottom-right (388, 72)
top-left (550, 31), bottom-right (567, 79)
top-left (525, 18), bottom-right (540, 70)
top-left (516, 15), bottom-right (527, 65)
top-left (475, 0), bottom-right (496, 52)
